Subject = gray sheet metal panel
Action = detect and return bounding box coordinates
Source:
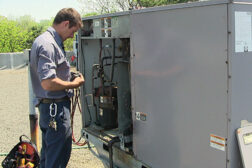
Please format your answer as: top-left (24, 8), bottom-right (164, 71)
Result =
top-left (132, 0), bottom-right (229, 14)
top-left (233, 0), bottom-right (252, 3)
top-left (93, 19), bottom-right (102, 38)
top-left (80, 39), bottom-right (101, 125)
top-left (228, 3), bottom-right (252, 168)
top-left (82, 129), bottom-right (150, 168)
top-left (117, 62), bottom-right (132, 133)
top-left (111, 15), bottom-right (130, 38)
top-left (82, 11), bottom-right (130, 21)
top-left (81, 0), bottom-right (229, 21)
top-left (82, 15), bottom-right (130, 39)
top-left (131, 4), bottom-right (228, 168)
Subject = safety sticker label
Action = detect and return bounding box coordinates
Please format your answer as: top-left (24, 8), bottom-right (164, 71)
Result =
top-left (235, 11), bottom-right (252, 53)
top-left (210, 134), bottom-right (226, 151)
top-left (136, 112), bottom-right (147, 121)
top-left (94, 21), bottom-right (100, 27)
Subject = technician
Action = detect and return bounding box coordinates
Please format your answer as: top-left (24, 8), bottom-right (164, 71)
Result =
top-left (30, 8), bottom-right (84, 168)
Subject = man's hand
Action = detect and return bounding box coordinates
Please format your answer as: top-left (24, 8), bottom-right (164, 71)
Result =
top-left (41, 73), bottom-right (85, 91)
top-left (72, 73), bottom-right (84, 88)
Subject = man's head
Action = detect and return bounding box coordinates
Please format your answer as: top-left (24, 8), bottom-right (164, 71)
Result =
top-left (53, 8), bottom-right (83, 41)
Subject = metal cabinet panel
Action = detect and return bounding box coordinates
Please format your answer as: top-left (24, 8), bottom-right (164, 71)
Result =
top-left (131, 4), bottom-right (228, 168)
top-left (227, 4), bottom-right (252, 168)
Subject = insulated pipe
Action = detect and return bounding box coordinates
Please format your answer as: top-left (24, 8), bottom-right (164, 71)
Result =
top-left (109, 39), bottom-right (116, 98)
top-left (110, 39), bottom-right (116, 83)
top-left (99, 39), bottom-right (104, 95)
top-left (108, 137), bottom-right (120, 168)
top-left (102, 56), bottom-right (122, 67)
top-left (27, 49), bottom-right (40, 150)
top-left (92, 64), bottom-right (99, 122)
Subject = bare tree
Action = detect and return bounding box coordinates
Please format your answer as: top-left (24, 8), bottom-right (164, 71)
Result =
top-left (77, 0), bottom-right (131, 15)
top-left (77, 0), bottom-right (199, 15)
top-left (115, 0), bottom-right (131, 11)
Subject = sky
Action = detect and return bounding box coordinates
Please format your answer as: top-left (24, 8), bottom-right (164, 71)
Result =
top-left (0, 0), bottom-right (83, 22)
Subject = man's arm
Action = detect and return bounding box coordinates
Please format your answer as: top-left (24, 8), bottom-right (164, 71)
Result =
top-left (41, 74), bottom-right (84, 91)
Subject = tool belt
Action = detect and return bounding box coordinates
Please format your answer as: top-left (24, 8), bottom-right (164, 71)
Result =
top-left (40, 96), bottom-right (70, 104)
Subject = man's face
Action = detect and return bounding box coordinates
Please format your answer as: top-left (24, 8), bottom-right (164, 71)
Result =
top-left (61, 21), bottom-right (80, 41)
top-left (66, 25), bottom-right (79, 39)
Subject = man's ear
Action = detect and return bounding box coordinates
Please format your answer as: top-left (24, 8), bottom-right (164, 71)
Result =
top-left (63, 20), bottom-right (70, 28)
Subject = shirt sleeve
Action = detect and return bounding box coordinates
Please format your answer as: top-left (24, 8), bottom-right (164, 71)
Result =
top-left (37, 44), bottom-right (57, 82)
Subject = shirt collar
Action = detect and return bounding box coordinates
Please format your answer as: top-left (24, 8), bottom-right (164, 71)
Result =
top-left (47, 27), bottom-right (64, 48)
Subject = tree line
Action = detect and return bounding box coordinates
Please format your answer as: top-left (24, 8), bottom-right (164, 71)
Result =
top-left (0, 15), bottom-right (79, 53)
top-left (0, 15), bottom-right (51, 53)
top-left (0, 0), bottom-right (198, 53)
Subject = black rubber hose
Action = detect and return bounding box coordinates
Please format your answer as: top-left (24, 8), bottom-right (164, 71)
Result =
top-left (110, 39), bottom-right (116, 83)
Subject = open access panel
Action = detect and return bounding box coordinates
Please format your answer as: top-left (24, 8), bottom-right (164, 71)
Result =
top-left (77, 0), bottom-right (252, 167)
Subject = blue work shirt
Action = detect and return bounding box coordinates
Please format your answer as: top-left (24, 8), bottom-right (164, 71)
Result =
top-left (30, 27), bottom-right (71, 106)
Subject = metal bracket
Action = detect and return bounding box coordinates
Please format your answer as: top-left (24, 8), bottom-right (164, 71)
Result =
top-left (85, 94), bottom-right (94, 107)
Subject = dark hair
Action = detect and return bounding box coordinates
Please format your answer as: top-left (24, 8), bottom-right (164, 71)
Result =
top-left (53, 8), bottom-right (83, 28)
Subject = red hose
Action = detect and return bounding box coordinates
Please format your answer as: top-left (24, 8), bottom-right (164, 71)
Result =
top-left (71, 89), bottom-right (87, 146)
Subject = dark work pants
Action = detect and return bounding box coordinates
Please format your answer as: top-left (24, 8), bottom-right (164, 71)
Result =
top-left (38, 100), bottom-right (72, 168)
